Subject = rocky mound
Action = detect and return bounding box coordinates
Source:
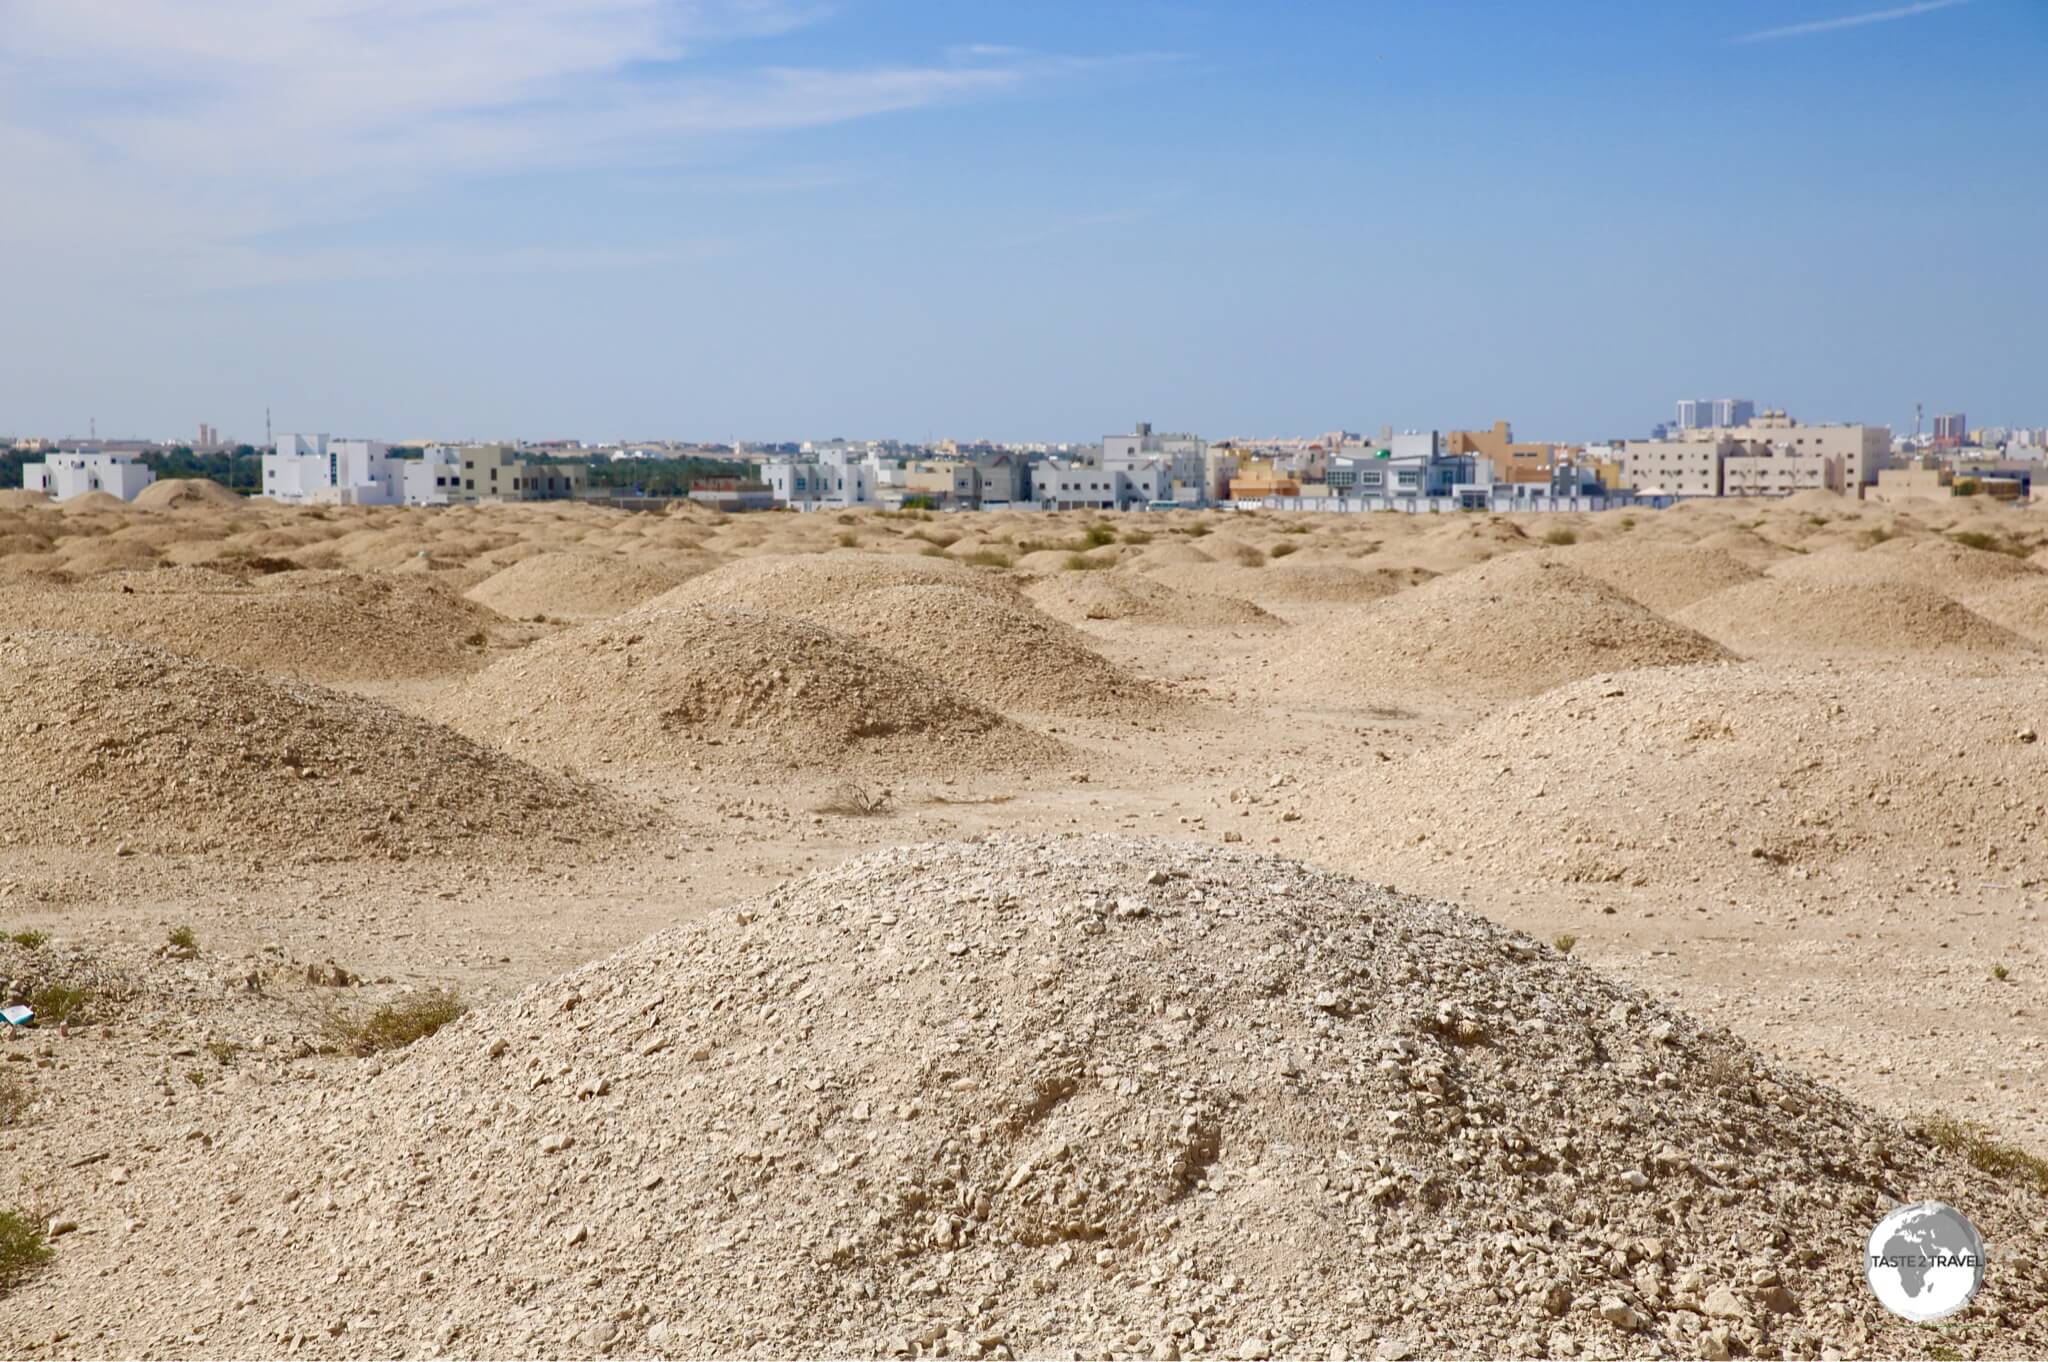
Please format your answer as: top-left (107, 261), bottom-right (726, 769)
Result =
top-left (654, 553), bottom-right (1005, 615)
top-left (1022, 571), bottom-right (1282, 630)
top-left (1960, 577), bottom-right (2048, 645)
top-left (1560, 541), bottom-right (1763, 612)
top-left (130, 478), bottom-right (245, 511)
top-left (822, 583), bottom-right (1171, 718)
top-left (0, 568), bottom-right (506, 681)
top-left (1767, 538), bottom-right (2043, 592)
top-left (1279, 555), bottom-right (1733, 699)
top-left (444, 603), bottom-right (1062, 778)
top-left (1673, 580), bottom-right (2028, 659)
top-left (0, 631), bottom-right (624, 859)
top-left (1331, 663), bottom-right (2048, 892)
top-left (32, 835), bottom-right (2048, 1359)
top-left (465, 551), bottom-right (699, 620)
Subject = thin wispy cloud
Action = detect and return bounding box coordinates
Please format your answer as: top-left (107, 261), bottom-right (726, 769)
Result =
top-left (0, 1), bottom-right (1140, 288)
top-left (1732, 0), bottom-right (1968, 44)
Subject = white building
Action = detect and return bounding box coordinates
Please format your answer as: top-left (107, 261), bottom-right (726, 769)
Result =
top-left (1101, 422), bottom-right (1212, 504)
top-left (262, 434), bottom-right (400, 505)
top-left (402, 445), bottom-right (463, 506)
top-left (20, 449), bottom-right (156, 502)
top-left (763, 447), bottom-right (876, 510)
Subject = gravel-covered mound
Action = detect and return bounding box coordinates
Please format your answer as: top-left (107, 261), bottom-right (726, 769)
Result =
top-left (1559, 541), bottom-right (1764, 613)
top-left (442, 602), bottom-right (1063, 778)
top-left (24, 835), bottom-right (2046, 1359)
top-left (0, 630), bottom-right (626, 859)
top-left (465, 551), bottom-right (703, 620)
top-left (653, 552), bottom-right (1006, 615)
top-left (1673, 579), bottom-right (2029, 659)
top-left (0, 568), bottom-right (505, 681)
top-left (1022, 570), bottom-right (1283, 630)
top-left (1317, 663), bottom-right (2048, 891)
top-left (1271, 555), bottom-right (1733, 699)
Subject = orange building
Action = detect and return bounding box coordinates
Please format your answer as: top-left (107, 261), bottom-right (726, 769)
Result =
top-left (1443, 420), bottom-right (1552, 484)
top-left (1227, 457), bottom-right (1301, 500)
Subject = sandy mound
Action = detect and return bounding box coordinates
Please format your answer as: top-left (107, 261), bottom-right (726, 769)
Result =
top-left (1339, 664), bottom-right (2048, 891)
top-left (130, 478), bottom-right (244, 511)
top-left (445, 603), bottom-right (1062, 778)
top-left (1277, 555), bottom-right (1733, 699)
top-left (654, 552), bottom-right (1005, 615)
top-left (1789, 536), bottom-right (2042, 589)
top-left (465, 551), bottom-right (703, 620)
top-left (1960, 578), bottom-right (2048, 645)
top-left (40, 835), bottom-right (2048, 1359)
top-left (0, 631), bottom-right (623, 859)
top-left (1559, 541), bottom-right (1763, 612)
top-left (0, 489), bottom-right (52, 509)
top-left (822, 583), bottom-right (1171, 718)
top-left (0, 568), bottom-right (506, 681)
top-left (1673, 580), bottom-right (2028, 659)
top-left (56, 490), bottom-right (131, 515)
top-left (1022, 570), bottom-right (1282, 630)
top-left (1151, 559), bottom-right (1432, 607)
top-left (1692, 526), bottom-right (1794, 567)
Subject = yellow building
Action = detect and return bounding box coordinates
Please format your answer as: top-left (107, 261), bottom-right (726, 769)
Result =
top-left (1444, 421), bottom-right (1551, 484)
top-left (1227, 458), bottom-right (1300, 501)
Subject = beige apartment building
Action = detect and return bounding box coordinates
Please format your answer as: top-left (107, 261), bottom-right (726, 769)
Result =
top-left (451, 445), bottom-right (589, 502)
top-left (1722, 447), bottom-right (1833, 497)
top-left (1621, 437), bottom-right (1727, 496)
top-left (1622, 413), bottom-right (1889, 497)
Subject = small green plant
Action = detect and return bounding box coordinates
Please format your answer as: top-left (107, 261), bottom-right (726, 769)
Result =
top-left (1991, 963), bottom-right (2010, 981)
top-left (1119, 528), bottom-right (1154, 545)
top-left (1082, 523), bottom-right (1117, 548)
top-left (185, 1069), bottom-right (208, 1088)
top-left (1063, 553), bottom-right (1113, 572)
top-left (835, 531), bottom-right (859, 549)
top-left (1862, 526), bottom-right (1897, 546)
top-left (1806, 514), bottom-right (1829, 527)
top-left (327, 989), bottom-right (467, 1057)
top-left (0, 1209), bottom-right (51, 1292)
top-left (964, 549), bottom-right (1012, 569)
top-left (4, 930), bottom-right (46, 949)
top-left (1551, 933), bottom-right (1578, 955)
top-left (1923, 1114), bottom-right (2048, 1195)
top-left (205, 1038), bottom-right (241, 1065)
top-left (1269, 542), bottom-right (1299, 558)
top-left (165, 924), bottom-right (198, 953)
top-left (900, 495), bottom-right (939, 512)
top-left (1543, 528), bottom-right (1577, 547)
top-left (462, 630), bottom-right (487, 648)
top-left (1618, 516), bottom-right (1636, 531)
top-left (28, 983), bottom-right (95, 1026)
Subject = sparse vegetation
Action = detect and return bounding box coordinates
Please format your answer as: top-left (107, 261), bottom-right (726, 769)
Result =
top-left (963, 548), bottom-right (1011, 569)
top-left (1704, 1053), bottom-right (1751, 1093)
top-left (1269, 542), bottom-right (1299, 558)
top-left (165, 924), bottom-right (198, 953)
top-left (835, 531), bottom-right (859, 549)
top-left (1082, 523), bottom-right (1117, 548)
top-left (185, 1069), bottom-right (208, 1088)
top-left (327, 989), bottom-right (467, 1057)
top-left (919, 544), bottom-right (947, 557)
top-left (1950, 530), bottom-right (2030, 558)
top-left (0, 1209), bottom-right (51, 1293)
top-left (0, 1072), bottom-right (32, 1129)
top-left (1119, 528), bottom-right (1153, 545)
top-left (1618, 516), bottom-right (1636, 531)
top-left (1862, 526), bottom-right (1898, 546)
top-left (1543, 528), bottom-right (1578, 546)
top-left (1064, 553), bottom-right (1113, 571)
top-left (1991, 963), bottom-right (2010, 981)
top-left (1551, 933), bottom-right (1578, 955)
top-left (205, 1038), bottom-right (241, 1065)
top-left (4, 930), bottom-right (46, 949)
top-left (462, 630), bottom-right (487, 648)
top-left (27, 983), bottom-right (96, 1026)
top-left (815, 781), bottom-right (893, 817)
top-left (1923, 1114), bottom-right (2048, 1195)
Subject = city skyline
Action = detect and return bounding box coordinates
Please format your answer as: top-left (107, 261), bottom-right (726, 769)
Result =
top-left (1, 1), bottom-right (2043, 441)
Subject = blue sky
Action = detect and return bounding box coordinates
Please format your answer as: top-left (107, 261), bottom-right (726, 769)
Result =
top-left (0, 0), bottom-right (2040, 444)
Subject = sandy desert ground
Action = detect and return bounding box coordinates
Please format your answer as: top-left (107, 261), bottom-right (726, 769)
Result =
top-left (0, 481), bottom-right (2044, 1358)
